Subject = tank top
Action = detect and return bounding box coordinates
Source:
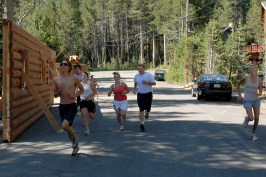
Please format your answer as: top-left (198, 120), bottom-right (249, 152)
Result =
top-left (244, 75), bottom-right (260, 100)
top-left (112, 82), bottom-right (127, 101)
top-left (80, 81), bottom-right (93, 100)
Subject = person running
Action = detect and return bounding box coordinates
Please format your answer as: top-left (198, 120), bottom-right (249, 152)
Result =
top-left (73, 64), bottom-right (82, 106)
top-left (89, 74), bottom-right (99, 99)
top-left (80, 72), bottom-right (97, 135)
top-left (90, 74), bottom-right (99, 88)
top-left (237, 64), bottom-right (263, 141)
top-left (108, 72), bottom-right (130, 131)
top-left (133, 64), bottom-right (156, 131)
top-left (54, 59), bottom-right (84, 156)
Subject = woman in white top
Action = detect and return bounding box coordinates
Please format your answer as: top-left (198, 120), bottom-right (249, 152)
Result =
top-left (237, 64), bottom-right (263, 141)
top-left (73, 64), bottom-right (82, 106)
top-left (80, 72), bottom-right (97, 135)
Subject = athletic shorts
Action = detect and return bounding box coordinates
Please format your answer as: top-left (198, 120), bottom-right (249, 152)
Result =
top-left (113, 100), bottom-right (128, 110)
top-left (59, 103), bottom-right (77, 126)
top-left (137, 92), bottom-right (153, 112)
top-left (243, 99), bottom-right (260, 108)
top-left (80, 100), bottom-right (96, 113)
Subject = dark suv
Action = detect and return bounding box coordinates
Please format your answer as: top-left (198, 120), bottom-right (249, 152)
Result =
top-left (154, 70), bottom-right (166, 81)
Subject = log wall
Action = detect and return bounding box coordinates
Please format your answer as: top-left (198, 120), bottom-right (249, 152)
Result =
top-left (2, 20), bottom-right (58, 142)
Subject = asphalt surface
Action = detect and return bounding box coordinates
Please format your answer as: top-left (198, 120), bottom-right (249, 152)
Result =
top-left (1, 70), bottom-right (266, 177)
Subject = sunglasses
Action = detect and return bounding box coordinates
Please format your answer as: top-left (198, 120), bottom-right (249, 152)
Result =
top-left (60, 63), bottom-right (68, 66)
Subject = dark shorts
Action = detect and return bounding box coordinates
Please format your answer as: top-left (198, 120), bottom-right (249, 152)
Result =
top-left (80, 100), bottom-right (96, 113)
top-left (137, 92), bottom-right (153, 112)
top-left (77, 96), bottom-right (81, 106)
top-left (59, 103), bottom-right (77, 126)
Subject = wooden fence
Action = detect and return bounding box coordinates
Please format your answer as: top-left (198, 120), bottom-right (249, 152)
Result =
top-left (2, 20), bottom-right (61, 143)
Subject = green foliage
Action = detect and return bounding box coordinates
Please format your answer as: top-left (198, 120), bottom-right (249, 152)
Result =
top-left (167, 39), bottom-right (186, 84)
top-left (10, 0), bottom-right (265, 87)
top-left (245, 0), bottom-right (261, 43)
top-left (165, 67), bottom-right (184, 84)
top-left (189, 0), bottom-right (217, 29)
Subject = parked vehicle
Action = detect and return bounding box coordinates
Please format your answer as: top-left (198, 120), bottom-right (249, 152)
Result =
top-left (191, 74), bottom-right (232, 101)
top-left (154, 70), bottom-right (166, 81)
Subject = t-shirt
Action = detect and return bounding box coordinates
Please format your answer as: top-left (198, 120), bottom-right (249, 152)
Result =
top-left (134, 72), bottom-right (156, 94)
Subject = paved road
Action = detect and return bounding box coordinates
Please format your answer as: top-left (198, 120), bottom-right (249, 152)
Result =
top-left (1, 70), bottom-right (266, 177)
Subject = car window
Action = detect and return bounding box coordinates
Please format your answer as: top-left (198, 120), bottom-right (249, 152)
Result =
top-left (155, 70), bottom-right (165, 74)
top-left (201, 74), bottom-right (228, 81)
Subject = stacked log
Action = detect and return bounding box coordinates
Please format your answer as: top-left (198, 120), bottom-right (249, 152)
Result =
top-left (2, 20), bottom-right (57, 142)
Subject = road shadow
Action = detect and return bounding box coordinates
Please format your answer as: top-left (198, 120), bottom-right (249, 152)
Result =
top-left (1, 101), bottom-right (266, 177)
top-left (1, 80), bottom-right (266, 176)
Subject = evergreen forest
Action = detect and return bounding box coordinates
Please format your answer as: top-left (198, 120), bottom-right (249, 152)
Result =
top-left (9, 0), bottom-right (265, 85)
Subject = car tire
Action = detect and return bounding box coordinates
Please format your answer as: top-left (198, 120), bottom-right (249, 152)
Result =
top-left (191, 88), bottom-right (196, 97)
top-left (225, 95), bottom-right (232, 101)
top-left (197, 94), bottom-right (202, 100)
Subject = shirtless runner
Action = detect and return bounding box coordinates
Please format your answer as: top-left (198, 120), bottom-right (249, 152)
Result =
top-left (54, 59), bottom-right (84, 156)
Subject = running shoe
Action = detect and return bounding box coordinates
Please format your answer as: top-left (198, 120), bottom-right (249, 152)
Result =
top-left (251, 134), bottom-right (258, 141)
top-left (120, 125), bottom-right (124, 131)
top-left (140, 124), bottom-right (145, 131)
top-left (84, 129), bottom-right (90, 135)
top-left (72, 136), bottom-right (79, 149)
top-left (243, 116), bottom-right (249, 128)
top-left (71, 146), bottom-right (79, 156)
top-left (145, 111), bottom-right (149, 119)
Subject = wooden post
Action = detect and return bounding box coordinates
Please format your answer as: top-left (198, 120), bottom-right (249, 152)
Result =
top-left (22, 72), bottom-right (62, 132)
top-left (2, 20), bottom-right (11, 143)
top-left (40, 52), bottom-right (56, 77)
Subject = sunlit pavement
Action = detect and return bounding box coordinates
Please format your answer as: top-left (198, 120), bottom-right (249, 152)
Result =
top-left (1, 71), bottom-right (266, 177)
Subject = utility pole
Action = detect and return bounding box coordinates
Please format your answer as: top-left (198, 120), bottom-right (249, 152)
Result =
top-left (183, 0), bottom-right (189, 86)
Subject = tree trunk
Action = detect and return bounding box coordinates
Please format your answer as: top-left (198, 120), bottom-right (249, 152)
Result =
top-left (117, 16), bottom-right (121, 64)
top-left (102, 26), bottom-right (106, 69)
top-left (140, 20), bottom-right (144, 63)
top-left (164, 34), bottom-right (166, 65)
top-left (152, 30), bottom-right (156, 68)
top-left (120, 15), bottom-right (125, 64)
top-left (69, 32), bottom-right (74, 55)
top-left (125, 12), bottom-right (129, 62)
top-left (112, 12), bottom-right (115, 60)
top-left (4, 0), bottom-right (13, 21)
top-left (93, 21), bottom-right (98, 68)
